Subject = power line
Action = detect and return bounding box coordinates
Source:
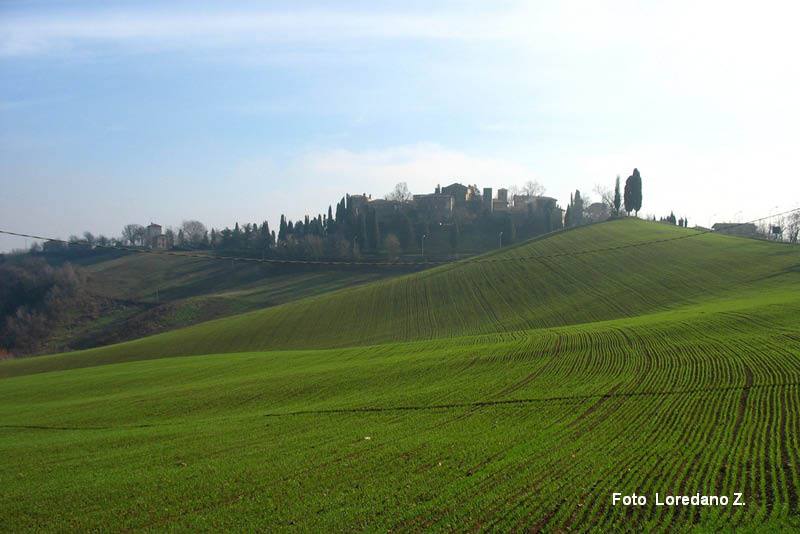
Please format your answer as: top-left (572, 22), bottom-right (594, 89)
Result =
top-left (1, 207), bottom-right (798, 268)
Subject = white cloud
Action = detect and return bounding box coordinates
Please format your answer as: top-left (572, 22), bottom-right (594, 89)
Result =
top-left (0, 6), bottom-right (526, 57)
top-left (292, 144), bottom-right (539, 196)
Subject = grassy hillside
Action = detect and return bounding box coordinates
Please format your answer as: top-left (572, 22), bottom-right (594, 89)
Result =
top-left (16, 251), bottom-right (403, 355)
top-left (1, 219), bottom-right (799, 530)
top-left (6, 218), bottom-right (798, 375)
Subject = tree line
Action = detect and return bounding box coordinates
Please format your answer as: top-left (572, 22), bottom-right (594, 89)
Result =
top-left (24, 170), bottom-right (654, 262)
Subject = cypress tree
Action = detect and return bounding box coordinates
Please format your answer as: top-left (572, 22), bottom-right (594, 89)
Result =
top-left (326, 205), bottom-right (335, 234)
top-left (613, 175), bottom-right (622, 216)
top-left (260, 221), bottom-right (271, 250)
top-left (502, 215), bottom-right (516, 245)
top-left (630, 168), bottom-right (643, 215)
top-left (335, 198), bottom-right (345, 225)
top-left (398, 214), bottom-right (415, 250)
top-left (573, 190), bottom-right (584, 226)
top-left (243, 223), bottom-right (252, 248)
top-left (449, 221), bottom-right (460, 252)
top-left (278, 215), bottom-right (287, 243)
top-left (625, 168), bottom-right (643, 216)
top-left (358, 213), bottom-right (368, 251)
top-left (624, 176), bottom-right (633, 215)
top-left (232, 223), bottom-right (241, 248)
top-left (367, 209), bottom-right (380, 251)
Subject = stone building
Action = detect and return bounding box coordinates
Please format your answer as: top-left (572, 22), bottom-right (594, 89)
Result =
top-left (369, 199), bottom-right (403, 222)
top-left (492, 199), bottom-right (508, 212)
top-left (492, 188), bottom-right (509, 212)
top-left (412, 194), bottom-right (454, 221)
top-left (585, 202), bottom-right (610, 223)
top-left (512, 195), bottom-right (558, 212)
top-left (146, 223), bottom-right (168, 249)
top-left (441, 183), bottom-right (469, 206)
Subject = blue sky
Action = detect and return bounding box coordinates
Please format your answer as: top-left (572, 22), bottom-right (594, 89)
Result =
top-left (2, 0), bottom-right (799, 250)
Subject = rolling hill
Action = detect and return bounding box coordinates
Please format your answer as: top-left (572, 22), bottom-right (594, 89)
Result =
top-left (1, 218), bottom-right (799, 531)
top-left (4, 218), bottom-right (797, 375)
top-left (6, 250), bottom-right (402, 356)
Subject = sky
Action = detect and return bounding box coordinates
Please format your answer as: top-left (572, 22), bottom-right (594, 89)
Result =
top-left (2, 0), bottom-right (799, 251)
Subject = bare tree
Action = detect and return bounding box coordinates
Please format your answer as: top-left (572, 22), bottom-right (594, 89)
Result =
top-left (593, 184), bottom-right (614, 210)
top-left (784, 211), bottom-right (800, 243)
top-left (181, 220), bottom-right (207, 247)
top-left (164, 228), bottom-right (176, 249)
top-left (522, 180), bottom-right (545, 197)
top-left (133, 226), bottom-right (147, 246)
top-left (384, 234), bottom-right (401, 260)
top-left (82, 231), bottom-right (95, 246)
top-left (386, 182), bottom-right (412, 202)
top-left (122, 224), bottom-right (144, 246)
top-left (756, 221), bottom-right (771, 239)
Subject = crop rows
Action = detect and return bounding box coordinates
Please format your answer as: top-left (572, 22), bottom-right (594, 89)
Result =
top-left (1, 218), bottom-right (799, 530)
top-left (2, 219), bottom-right (797, 379)
top-left (2, 289), bottom-right (799, 530)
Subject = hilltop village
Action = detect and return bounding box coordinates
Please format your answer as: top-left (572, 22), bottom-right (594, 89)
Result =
top-left (58, 169), bottom-right (798, 263)
top-left (32, 171), bottom-right (650, 261)
top-left (58, 181), bottom-right (608, 261)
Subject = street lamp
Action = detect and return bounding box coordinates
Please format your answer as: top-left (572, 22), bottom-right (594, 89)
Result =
top-left (498, 231), bottom-right (503, 248)
top-left (421, 234), bottom-right (428, 257)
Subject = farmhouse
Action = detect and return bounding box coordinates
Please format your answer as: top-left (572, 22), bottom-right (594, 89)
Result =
top-left (146, 223), bottom-right (168, 249)
top-left (585, 202), bottom-right (610, 223)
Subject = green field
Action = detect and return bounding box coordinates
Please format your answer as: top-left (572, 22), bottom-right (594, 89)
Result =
top-left (1, 219), bottom-right (799, 531)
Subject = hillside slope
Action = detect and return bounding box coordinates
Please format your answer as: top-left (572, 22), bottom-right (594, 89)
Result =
top-left (1, 218), bottom-right (799, 530)
top-left (7, 250), bottom-right (401, 356)
top-left (1, 258), bottom-right (799, 529)
top-left (3, 218), bottom-right (798, 376)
